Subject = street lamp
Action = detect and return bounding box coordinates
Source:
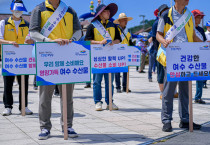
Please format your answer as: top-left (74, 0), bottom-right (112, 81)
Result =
top-left (139, 15), bottom-right (145, 30)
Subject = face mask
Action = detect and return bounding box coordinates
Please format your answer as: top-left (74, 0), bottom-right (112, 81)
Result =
top-left (13, 11), bottom-right (23, 18)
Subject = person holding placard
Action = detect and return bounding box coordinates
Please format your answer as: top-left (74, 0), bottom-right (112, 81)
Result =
top-left (113, 13), bottom-right (133, 93)
top-left (191, 9), bottom-right (207, 104)
top-left (29, 0), bottom-right (82, 140)
top-left (156, 0), bottom-right (202, 132)
top-left (85, 3), bottom-right (121, 111)
top-left (1, 0), bottom-right (33, 116)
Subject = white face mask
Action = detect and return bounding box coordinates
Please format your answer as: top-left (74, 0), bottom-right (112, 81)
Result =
top-left (13, 11), bottom-right (23, 18)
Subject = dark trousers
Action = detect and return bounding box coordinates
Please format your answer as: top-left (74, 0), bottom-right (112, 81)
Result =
top-left (3, 75), bottom-right (29, 110)
top-left (148, 51), bottom-right (157, 79)
top-left (162, 68), bottom-right (189, 124)
top-left (115, 72), bottom-right (127, 90)
top-left (33, 75), bottom-right (37, 87)
top-left (54, 85), bottom-right (59, 94)
top-left (157, 62), bottom-right (165, 84)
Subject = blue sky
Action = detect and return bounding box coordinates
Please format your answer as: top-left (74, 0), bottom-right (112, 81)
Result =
top-left (0, 0), bottom-right (209, 28)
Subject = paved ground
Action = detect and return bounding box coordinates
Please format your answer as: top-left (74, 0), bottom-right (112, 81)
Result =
top-left (0, 66), bottom-right (210, 145)
top-left (156, 123), bottom-right (210, 145)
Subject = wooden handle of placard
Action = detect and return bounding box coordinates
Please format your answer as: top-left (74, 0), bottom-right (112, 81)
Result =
top-left (62, 84), bottom-right (68, 140)
top-left (189, 81), bottom-right (193, 132)
top-left (109, 73), bottom-right (113, 111)
top-left (21, 75), bottom-right (25, 116)
top-left (126, 67), bottom-right (130, 93)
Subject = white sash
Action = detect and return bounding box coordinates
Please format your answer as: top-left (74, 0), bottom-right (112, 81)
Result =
top-left (40, 1), bottom-right (68, 37)
top-left (92, 20), bottom-right (112, 46)
top-left (120, 27), bottom-right (128, 42)
top-left (195, 29), bottom-right (204, 41)
top-left (165, 7), bottom-right (192, 41)
top-left (158, 7), bottom-right (192, 57)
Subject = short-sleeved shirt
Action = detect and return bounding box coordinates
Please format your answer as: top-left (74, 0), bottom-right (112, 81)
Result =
top-left (152, 19), bottom-right (158, 38)
top-left (205, 31), bottom-right (210, 41)
top-left (85, 21), bottom-right (121, 41)
top-left (157, 6), bottom-right (195, 42)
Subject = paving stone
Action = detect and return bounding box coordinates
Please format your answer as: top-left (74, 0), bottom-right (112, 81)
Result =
top-left (0, 66), bottom-right (210, 145)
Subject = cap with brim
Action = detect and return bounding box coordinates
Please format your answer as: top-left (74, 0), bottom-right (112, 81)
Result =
top-left (206, 21), bottom-right (210, 27)
top-left (192, 10), bottom-right (205, 19)
top-left (158, 4), bottom-right (168, 16)
top-left (113, 13), bottom-right (133, 24)
top-left (154, 9), bottom-right (159, 17)
top-left (91, 3), bottom-right (118, 22)
top-left (11, 0), bottom-right (27, 12)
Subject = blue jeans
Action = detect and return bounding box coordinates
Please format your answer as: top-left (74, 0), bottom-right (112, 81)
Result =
top-left (115, 72), bottom-right (127, 90)
top-left (93, 73), bottom-right (114, 105)
top-left (195, 80), bottom-right (204, 100)
top-left (153, 60), bottom-right (156, 72)
top-left (148, 51), bottom-right (157, 79)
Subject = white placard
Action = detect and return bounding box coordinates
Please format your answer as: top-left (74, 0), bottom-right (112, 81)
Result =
top-left (91, 44), bottom-right (128, 73)
top-left (2, 44), bottom-right (36, 76)
top-left (35, 41), bottom-right (91, 86)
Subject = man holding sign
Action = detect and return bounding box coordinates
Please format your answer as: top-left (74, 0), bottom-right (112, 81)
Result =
top-left (156, 0), bottom-right (202, 132)
top-left (113, 13), bottom-right (133, 93)
top-left (85, 3), bottom-right (121, 111)
top-left (1, 0), bottom-right (33, 116)
top-left (29, 0), bottom-right (81, 140)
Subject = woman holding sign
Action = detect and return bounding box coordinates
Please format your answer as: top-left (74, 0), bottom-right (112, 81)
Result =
top-left (85, 3), bottom-right (121, 111)
top-left (1, 0), bottom-right (33, 116)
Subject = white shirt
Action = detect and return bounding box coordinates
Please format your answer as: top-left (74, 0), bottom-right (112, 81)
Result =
top-left (0, 19), bottom-right (21, 39)
top-left (205, 31), bottom-right (210, 41)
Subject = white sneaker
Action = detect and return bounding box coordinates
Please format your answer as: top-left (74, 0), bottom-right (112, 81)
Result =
top-left (106, 103), bottom-right (119, 110)
top-left (2, 108), bottom-right (12, 116)
top-left (25, 107), bottom-right (33, 115)
top-left (13, 82), bottom-right (18, 86)
top-left (95, 102), bottom-right (102, 111)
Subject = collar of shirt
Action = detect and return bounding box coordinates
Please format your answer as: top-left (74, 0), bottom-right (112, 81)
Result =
top-left (119, 26), bottom-right (126, 31)
top-left (173, 6), bottom-right (185, 16)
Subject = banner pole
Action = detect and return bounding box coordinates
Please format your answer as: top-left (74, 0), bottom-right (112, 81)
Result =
top-left (189, 81), bottom-right (193, 132)
top-left (109, 73), bottom-right (113, 111)
top-left (21, 75), bottom-right (25, 116)
top-left (62, 84), bottom-right (68, 140)
top-left (126, 67), bottom-right (130, 93)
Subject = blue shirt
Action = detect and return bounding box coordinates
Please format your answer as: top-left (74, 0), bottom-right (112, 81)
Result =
top-left (150, 18), bottom-right (159, 53)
